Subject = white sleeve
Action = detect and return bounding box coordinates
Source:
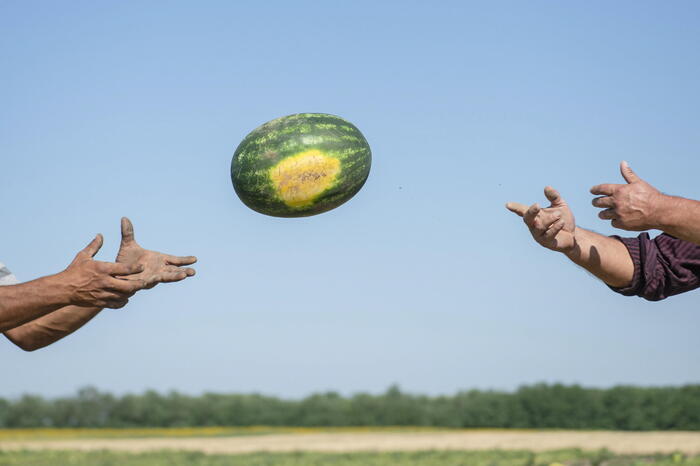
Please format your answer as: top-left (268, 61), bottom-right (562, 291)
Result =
top-left (0, 262), bottom-right (19, 286)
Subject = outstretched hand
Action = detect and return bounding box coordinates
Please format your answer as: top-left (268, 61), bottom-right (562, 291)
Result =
top-left (64, 234), bottom-right (146, 309)
top-left (590, 161), bottom-right (665, 231)
top-left (506, 186), bottom-right (576, 252)
top-left (116, 218), bottom-right (197, 289)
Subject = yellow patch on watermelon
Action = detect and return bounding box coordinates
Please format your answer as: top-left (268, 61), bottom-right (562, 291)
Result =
top-left (269, 149), bottom-right (341, 208)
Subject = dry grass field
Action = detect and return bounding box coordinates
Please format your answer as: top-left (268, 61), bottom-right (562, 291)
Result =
top-left (1, 428), bottom-right (699, 455)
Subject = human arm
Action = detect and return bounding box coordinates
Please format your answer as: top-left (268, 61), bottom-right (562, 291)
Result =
top-left (4, 305), bottom-right (102, 351)
top-left (591, 161), bottom-right (700, 245)
top-left (506, 186), bottom-right (634, 288)
top-left (562, 228), bottom-right (634, 288)
top-left (656, 196), bottom-right (700, 245)
top-left (0, 234), bottom-right (144, 333)
top-left (1, 234), bottom-right (145, 350)
top-left (2, 218), bottom-right (197, 351)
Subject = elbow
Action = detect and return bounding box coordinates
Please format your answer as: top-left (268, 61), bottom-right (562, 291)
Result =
top-left (12, 338), bottom-right (43, 352)
top-left (18, 343), bottom-right (41, 352)
top-left (4, 332), bottom-right (46, 352)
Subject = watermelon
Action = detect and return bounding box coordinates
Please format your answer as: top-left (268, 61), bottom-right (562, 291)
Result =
top-left (231, 113), bottom-right (371, 217)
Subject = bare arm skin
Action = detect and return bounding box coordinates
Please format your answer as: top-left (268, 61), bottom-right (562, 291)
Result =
top-left (562, 228), bottom-right (635, 288)
top-left (507, 186), bottom-right (634, 288)
top-left (2, 218), bottom-right (197, 351)
top-left (591, 161), bottom-right (700, 245)
top-left (0, 234), bottom-right (144, 333)
top-left (4, 305), bottom-right (103, 351)
top-left (656, 196), bottom-right (700, 245)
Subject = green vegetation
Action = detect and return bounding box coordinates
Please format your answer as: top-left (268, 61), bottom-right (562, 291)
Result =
top-left (1, 384), bottom-right (699, 430)
top-left (0, 449), bottom-right (698, 466)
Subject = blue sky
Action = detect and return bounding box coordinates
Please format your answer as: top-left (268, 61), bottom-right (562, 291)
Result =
top-left (1, 1), bottom-right (699, 398)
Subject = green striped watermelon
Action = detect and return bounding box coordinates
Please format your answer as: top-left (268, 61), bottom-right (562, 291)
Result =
top-left (231, 113), bottom-right (372, 217)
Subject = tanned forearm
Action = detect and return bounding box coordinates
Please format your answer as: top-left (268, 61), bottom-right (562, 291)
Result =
top-left (4, 306), bottom-right (102, 351)
top-left (1, 233), bottom-right (151, 351)
top-left (657, 196), bottom-right (700, 246)
top-left (564, 228), bottom-right (635, 288)
top-left (0, 273), bottom-right (73, 332)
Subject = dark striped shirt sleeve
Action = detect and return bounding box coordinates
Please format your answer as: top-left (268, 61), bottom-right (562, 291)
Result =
top-left (609, 233), bottom-right (700, 301)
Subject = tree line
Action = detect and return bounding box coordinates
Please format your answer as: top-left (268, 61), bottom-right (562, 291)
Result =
top-left (1, 384), bottom-right (698, 430)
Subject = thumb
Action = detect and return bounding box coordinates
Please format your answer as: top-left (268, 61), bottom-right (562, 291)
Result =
top-left (506, 202), bottom-right (528, 217)
top-left (544, 186), bottom-right (564, 207)
top-left (120, 217), bottom-right (136, 245)
top-left (620, 161), bottom-right (640, 184)
top-left (80, 234), bottom-right (104, 258)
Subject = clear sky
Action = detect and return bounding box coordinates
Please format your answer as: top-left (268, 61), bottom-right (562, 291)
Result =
top-left (1, 1), bottom-right (699, 399)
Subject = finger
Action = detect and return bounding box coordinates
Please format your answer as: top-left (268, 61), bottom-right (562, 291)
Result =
top-left (92, 291), bottom-right (123, 302)
top-left (598, 208), bottom-right (618, 220)
top-left (506, 202), bottom-right (528, 217)
top-left (533, 207), bottom-right (561, 226)
top-left (532, 210), bottom-right (562, 233)
top-left (166, 255), bottom-right (197, 266)
top-left (591, 196), bottom-right (615, 208)
top-left (101, 261), bottom-right (145, 276)
top-left (590, 184), bottom-right (618, 196)
top-left (107, 277), bottom-right (146, 294)
top-left (80, 234), bottom-right (104, 258)
top-left (163, 265), bottom-right (195, 279)
top-left (173, 266), bottom-right (196, 277)
top-left (544, 186), bottom-right (564, 207)
top-left (620, 161), bottom-right (640, 184)
top-left (120, 217), bottom-right (136, 245)
top-left (158, 270), bottom-right (191, 283)
top-left (543, 219), bottom-right (565, 240)
top-left (103, 299), bottom-right (129, 310)
top-left (523, 203), bottom-right (540, 227)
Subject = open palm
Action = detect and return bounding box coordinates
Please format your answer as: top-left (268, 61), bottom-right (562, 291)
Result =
top-left (116, 218), bottom-right (197, 289)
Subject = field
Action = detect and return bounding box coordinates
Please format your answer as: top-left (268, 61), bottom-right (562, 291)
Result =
top-left (1, 449), bottom-right (700, 466)
top-left (1, 428), bottom-right (700, 465)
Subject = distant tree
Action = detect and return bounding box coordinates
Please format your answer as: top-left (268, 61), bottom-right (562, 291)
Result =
top-left (2, 384), bottom-right (699, 430)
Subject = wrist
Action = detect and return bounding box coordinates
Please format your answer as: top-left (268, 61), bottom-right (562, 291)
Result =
top-left (653, 194), bottom-right (681, 231)
top-left (563, 227), bottom-right (586, 260)
top-left (48, 270), bottom-right (79, 307)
